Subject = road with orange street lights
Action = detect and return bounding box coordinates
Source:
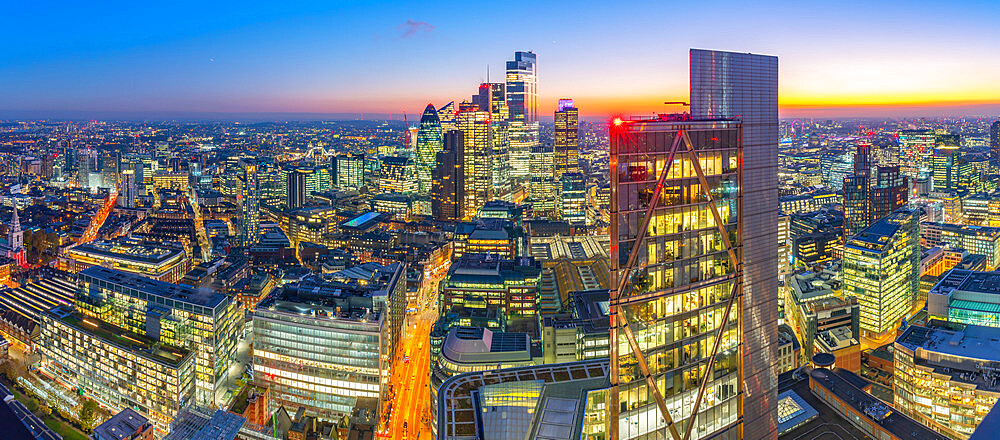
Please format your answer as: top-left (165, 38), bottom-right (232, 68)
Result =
top-left (382, 260), bottom-right (449, 440)
top-left (78, 191), bottom-right (117, 244)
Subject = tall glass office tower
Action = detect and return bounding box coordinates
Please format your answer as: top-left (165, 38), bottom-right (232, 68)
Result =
top-left (609, 49), bottom-right (778, 440)
top-left (457, 101), bottom-right (492, 219)
top-left (506, 51), bottom-right (538, 181)
top-left (474, 83), bottom-right (511, 201)
top-left (239, 159), bottom-right (260, 245)
top-left (690, 48), bottom-right (779, 440)
top-left (554, 98), bottom-right (580, 179)
top-left (416, 104), bottom-right (444, 195)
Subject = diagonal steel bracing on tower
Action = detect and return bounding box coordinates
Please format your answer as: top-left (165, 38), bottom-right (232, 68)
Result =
top-left (611, 130), bottom-right (685, 440)
top-left (610, 126), bottom-right (744, 440)
top-left (678, 130), bottom-right (743, 440)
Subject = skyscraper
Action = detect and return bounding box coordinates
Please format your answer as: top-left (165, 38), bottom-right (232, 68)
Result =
top-left (608, 48), bottom-right (778, 440)
top-left (554, 99), bottom-right (579, 179)
top-left (990, 120), bottom-right (1000, 170)
top-left (559, 172), bottom-right (585, 225)
top-left (119, 169), bottom-right (136, 208)
top-left (432, 131), bottom-right (464, 222)
top-left (332, 154), bottom-right (364, 189)
top-left (102, 151), bottom-right (119, 191)
top-left (437, 101), bottom-right (456, 132)
top-left (528, 143), bottom-right (557, 218)
top-left (474, 83), bottom-right (511, 201)
top-left (415, 104), bottom-right (444, 195)
top-left (286, 168), bottom-right (307, 209)
top-left (506, 51), bottom-right (538, 181)
top-left (239, 160), bottom-right (260, 245)
top-left (456, 101), bottom-right (491, 219)
top-left (842, 144), bottom-right (909, 239)
top-left (843, 209), bottom-right (919, 340)
top-left (931, 134), bottom-right (973, 193)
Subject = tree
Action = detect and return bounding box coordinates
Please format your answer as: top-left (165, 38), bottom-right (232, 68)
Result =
top-left (79, 399), bottom-right (99, 429)
top-left (39, 405), bottom-right (52, 417)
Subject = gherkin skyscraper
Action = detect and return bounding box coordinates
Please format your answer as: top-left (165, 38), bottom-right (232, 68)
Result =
top-left (416, 103), bottom-right (444, 195)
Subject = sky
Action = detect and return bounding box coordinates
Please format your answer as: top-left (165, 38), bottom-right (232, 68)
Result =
top-left (2, 0), bottom-right (999, 120)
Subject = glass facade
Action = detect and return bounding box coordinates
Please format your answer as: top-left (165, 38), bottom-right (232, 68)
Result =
top-left (73, 266), bottom-right (241, 408)
top-left (506, 51), bottom-right (538, 181)
top-left (690, 49), bottom-right (780, 440)
top-left (843, 209), bottom-right (919, 338)
top-left (610, 118), bottom-right (742, 440)
top-left (457, 101), bottom-right (492, 219)
top-left (416, 103), bottom-right (444, 195)
top-left (39, 307), bottom-right (195, 435)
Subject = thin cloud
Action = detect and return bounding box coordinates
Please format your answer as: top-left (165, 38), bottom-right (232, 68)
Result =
top-left (398, 20), bottom-right (434, 39)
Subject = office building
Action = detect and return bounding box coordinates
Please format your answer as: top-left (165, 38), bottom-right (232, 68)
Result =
top-left (92, 408), bottom-right (155, 440)
top-left (119, 168), bottom-right (137, 207)
top-left (964, 193), bottom-right (992, 226)
top-left (59, 237), bottom-right (191, 283)
top-left (332, 154), bottom-right (364, 189)
top-left (252, 264), bottom-right (405, 422)
top-left (431, 131), bottom-right (464, 222)
top-left (554, 99), bottom-right (580, 179)
top-left (778, 190), bottom-right (839, 214)
top-left (433, 326), bottom-right (536, 380)
top-left (895, 321), bottom-right (1000, 439)
top-left (378, 156), bottom-right (416, 194)
top-left (843, 209), bottom-right (920, 340)
top-left (415, 103), bottom-right (443, 195)
top-left (434, 360), bottom-right (608, 440)
top-left (456, 101), bottom-right (491, 218)
top-left (921, 222), bottom-right (1000, 270)
top-left (991, 120), bottom-right (1000, 170)
top-left (474, 82), bottom-right (512, 201)
top-left (102, 151), bottom-right (120, 191)
top-left (239, 160), bottom-right (260, 245)
top-left (439, 253), bottom-right (541, 319)
top-left (529, 143), bottom-right (558, 218)
top-left (608, 48), bottom-right (778, 440)
top-left (560, 172), bottom-right (586, 225)
top-left (286, 168), bottom-right (307, 209)
top-left (506, 51), bottom-right (538, 181)
top-left (927, 269), bottom-right (1000, 327)
top-left (932, 134), bottom-right (973, 193)
top-left (820, 150), bottom-right (853, 191)
top-left (39, 306), bottom-right (194, 434)
top-left (71, 266), bottom-right (241, 408)
top-left (843, 144), bottom-right (909, 239)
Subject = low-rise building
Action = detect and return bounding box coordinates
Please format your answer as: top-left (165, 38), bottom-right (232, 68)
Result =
top-left (252, 263), bottom-right (405, 422)
top-left (895, 321), bottom-right (1000, 439)
top-left (58, 237), bottom-right (191, 283)
top-left (927, 269), bottom-right (1000, 327)
top-left (921, 222), bottom-right (1000, 270)
top-left (39, 306), bottom-right (195, 434)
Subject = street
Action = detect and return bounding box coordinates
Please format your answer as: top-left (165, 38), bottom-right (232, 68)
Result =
top-left (383, 260), bottom-right (448, 439)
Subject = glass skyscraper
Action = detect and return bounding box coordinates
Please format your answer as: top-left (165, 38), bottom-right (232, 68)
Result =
top-left (416, 103), bottom-right (444, 195)
top-left (843, 209), bottom-right (919, 340)
top-left (690, 49), bottom-right (779, 440)
top-left (608, 49), bottom-right (778, 440)
top-left (506, 51), bottom-right (538, 181)
top-left (554, 98), bottom-right (580, 179)
top-left (239, 159), bottom-right (260, 245)
top-left (457, 101), bottom-right (492, 219)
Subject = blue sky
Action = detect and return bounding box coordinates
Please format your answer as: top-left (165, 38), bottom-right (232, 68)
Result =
top-left (2, 0), bottom-right (999, 119)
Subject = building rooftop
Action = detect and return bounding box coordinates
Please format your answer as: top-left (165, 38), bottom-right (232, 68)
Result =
top-left (80, 266), bottom-right (227, 309)
top-left (896, 321), bottom-right (1000, 392)
top-left (807, 367), bottom-right (947, 440)
top-left (846, 210), bottom-right (914, 252)
top-left (440, 326), bottom-right (533, 365)
top-left (435, 360), bottom-right (609, 440)
top-left (92, 408), bottom-right (149, 440)
top-left (64, 237), bottom-right (185, 266)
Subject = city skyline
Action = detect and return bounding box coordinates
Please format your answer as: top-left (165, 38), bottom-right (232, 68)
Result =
top-left (3, 1), bottom-right (1000, 120)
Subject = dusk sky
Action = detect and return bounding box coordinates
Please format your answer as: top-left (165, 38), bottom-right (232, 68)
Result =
top-left (2, 0), bottom-right (999, 120)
